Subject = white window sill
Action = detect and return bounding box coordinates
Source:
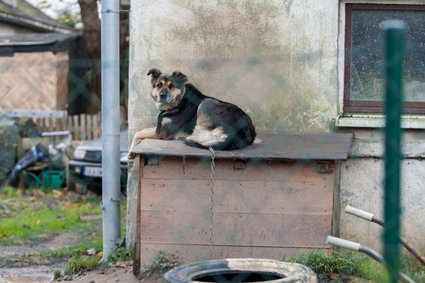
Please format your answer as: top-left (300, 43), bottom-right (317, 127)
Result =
top-left (335, 114), bottom-right (425, 129)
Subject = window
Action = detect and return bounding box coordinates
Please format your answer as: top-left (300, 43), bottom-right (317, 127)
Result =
top-left (344, 4), bottom-right (425, 114)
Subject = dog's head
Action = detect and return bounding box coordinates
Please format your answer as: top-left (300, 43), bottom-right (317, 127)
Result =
top-left (147, 68), bottom-right (188, 111)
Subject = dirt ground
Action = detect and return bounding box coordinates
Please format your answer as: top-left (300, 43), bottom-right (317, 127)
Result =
top-left (0, 233), bottom-right (74, 283)
top-left (0, 231), bottom-right (164, 283)
top-left (63, 265), bottom-right (162, 283)
top-left (0, 230), bottom-right (139, 283)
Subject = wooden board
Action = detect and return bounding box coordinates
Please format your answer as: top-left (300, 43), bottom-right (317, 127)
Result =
top-left (138, 158), bottom-right (335, 269)
top-left (141, 211), bottom-right (331, 247)
top-left (131, 132), bottom-right (353, 160)
top-left (140, 179), bottom-right (333, 214)
top-left (0, 52), bottom-right (68, 111)
top-left (135, 133), bottom-right (347, 270)
top-left (142, 157), bottom-right (333, 182)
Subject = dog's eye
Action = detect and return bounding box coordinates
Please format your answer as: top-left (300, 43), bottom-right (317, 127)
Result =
top-left (169, 83), bottom-right (175, 89)
top-left (156, 82), bottom-right (163, 88)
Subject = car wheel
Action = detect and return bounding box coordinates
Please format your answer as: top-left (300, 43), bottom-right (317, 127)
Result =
top-left (66, 166), bottom-right (76, 191)
top-left (75, 183), bottom-right (88, 194)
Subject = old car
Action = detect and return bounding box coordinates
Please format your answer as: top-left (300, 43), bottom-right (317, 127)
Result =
top-left (67, 129), bottom-right (128, 194)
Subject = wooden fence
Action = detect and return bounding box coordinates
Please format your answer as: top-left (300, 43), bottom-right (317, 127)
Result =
top-left (34, 113), bottom-right (101, 141)
top-left (68, 113), bottom-right (101, 141)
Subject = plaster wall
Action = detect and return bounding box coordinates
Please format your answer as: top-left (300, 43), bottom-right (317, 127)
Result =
top-left (128, 0), bottom-right (339, 136)
top-left (127, 0), bottom-right (425, 254)
top-left (339, 129), bottom-right (425, 252)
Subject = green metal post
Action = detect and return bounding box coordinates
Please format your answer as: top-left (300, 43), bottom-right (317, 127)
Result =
top-left (382, 20), bottom-right (407, 283)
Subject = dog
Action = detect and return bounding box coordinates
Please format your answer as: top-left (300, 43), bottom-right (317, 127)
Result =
top-left (129, 69), bottom-right (256, 156)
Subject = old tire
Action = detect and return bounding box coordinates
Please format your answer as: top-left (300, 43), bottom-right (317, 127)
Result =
top-left (164, 258), bottom-right (317, 283)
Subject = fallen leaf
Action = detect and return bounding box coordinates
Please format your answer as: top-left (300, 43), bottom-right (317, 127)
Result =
top-left (116, 261), bottom-right (127, 268)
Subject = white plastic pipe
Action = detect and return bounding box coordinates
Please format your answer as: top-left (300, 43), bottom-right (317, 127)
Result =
top-left (326, 236), bottom-right (414, 283)
top-left (101, 0), bottom-right (121, 261)
top-left (345, 205), bottom-right (374, 222)
top-left (326, 236), bottom-right (361, 251)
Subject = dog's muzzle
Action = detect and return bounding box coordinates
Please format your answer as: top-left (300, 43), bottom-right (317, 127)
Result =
top-left (159, 91), bottom-right (168, 102)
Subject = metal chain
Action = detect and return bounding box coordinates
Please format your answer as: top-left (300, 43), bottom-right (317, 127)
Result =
top-left (208, 147), bottom-right (215, 259)
top-left (182, 155), bottom-right (186, 174)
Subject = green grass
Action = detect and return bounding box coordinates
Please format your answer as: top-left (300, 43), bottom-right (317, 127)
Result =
top-left (402, 252), bottom-right (425, 283)
top-left (287, 250), bottom-right (384, 281)
top-left (287, 250), bottom-right (425, 282)
top-left (107, 246), bottom-right (135, 263)
top-left (143, 251), bottom-right (180, 277)
top-left (0, 187), bottom-right (137, 278)
top-left (64, 255), bottom-right (101, 275)
top-left (0, 188), bottom-right (102, 245)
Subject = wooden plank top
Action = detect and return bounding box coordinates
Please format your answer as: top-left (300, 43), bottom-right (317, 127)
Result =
top-left (131, 132), bottom-right (353, 160)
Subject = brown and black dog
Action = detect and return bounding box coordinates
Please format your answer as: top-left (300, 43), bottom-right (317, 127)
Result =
top-left (129, 69), bottom-right (256, 156)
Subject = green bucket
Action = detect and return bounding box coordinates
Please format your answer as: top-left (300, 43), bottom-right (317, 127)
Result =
top-left (43, 170), bottom-right (65, 189)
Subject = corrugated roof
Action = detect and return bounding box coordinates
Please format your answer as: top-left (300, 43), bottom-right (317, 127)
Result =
top-left (0, 0), bottom-right (73, 33)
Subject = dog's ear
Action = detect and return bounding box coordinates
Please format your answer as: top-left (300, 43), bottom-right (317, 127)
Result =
top-left (171, 71), bottom-right (188, 85)
top-left (147, 68), bottom-right (162, 85)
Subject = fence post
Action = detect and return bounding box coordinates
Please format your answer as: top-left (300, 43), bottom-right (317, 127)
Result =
top-left (73, 115), bottom-right (79, 140)
top-left (382, 19), bottom-right (406, 283)
top-left (81, 114), bottom-right (86, 141)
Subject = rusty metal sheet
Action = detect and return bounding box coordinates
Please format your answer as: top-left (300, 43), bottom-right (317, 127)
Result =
top-left (131, 132), bottom-right (353, 160)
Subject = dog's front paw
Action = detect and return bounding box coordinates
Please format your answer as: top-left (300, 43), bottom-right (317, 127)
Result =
top-left (128, 152), bottom-right (137, 159)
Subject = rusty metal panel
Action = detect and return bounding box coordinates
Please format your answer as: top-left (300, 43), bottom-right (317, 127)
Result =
top-left (132, 132), bottom-right (353, 160)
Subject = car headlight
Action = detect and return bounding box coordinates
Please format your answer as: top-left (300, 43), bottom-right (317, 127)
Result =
top-left (120, 152), bottom-right (128, 163)
top-left (73, 148), bottom-right (86, 160)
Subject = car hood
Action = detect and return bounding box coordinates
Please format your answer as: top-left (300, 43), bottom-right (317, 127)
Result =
top-left (77, 129), bottom-right (128, 152)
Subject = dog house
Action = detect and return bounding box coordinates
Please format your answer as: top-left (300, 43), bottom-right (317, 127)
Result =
top-left (130, 132), bottom-right (352, 273)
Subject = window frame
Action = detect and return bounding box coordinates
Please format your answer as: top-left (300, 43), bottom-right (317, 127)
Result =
top-left (343, 3), bottom-right (425, 115)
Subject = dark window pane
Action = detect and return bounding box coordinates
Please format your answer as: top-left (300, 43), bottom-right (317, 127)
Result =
top-left (350, 8), bottom-right (425, 103)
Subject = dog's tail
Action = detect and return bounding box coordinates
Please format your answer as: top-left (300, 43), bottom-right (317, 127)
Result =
top-left (182, 137), bottom-right (208, 149)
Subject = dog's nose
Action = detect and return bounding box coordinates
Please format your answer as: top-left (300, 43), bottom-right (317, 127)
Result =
top-left (159, 92), bottom-right (168, 101)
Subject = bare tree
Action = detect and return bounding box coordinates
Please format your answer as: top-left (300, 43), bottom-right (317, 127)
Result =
top-left (76, 0), bottom-right (101, 113)
top-left (77, 0), bottom-right (101, 62)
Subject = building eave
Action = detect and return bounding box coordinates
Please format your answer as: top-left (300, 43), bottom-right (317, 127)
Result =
top-left (0, 10), bottom-right (74, 33)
